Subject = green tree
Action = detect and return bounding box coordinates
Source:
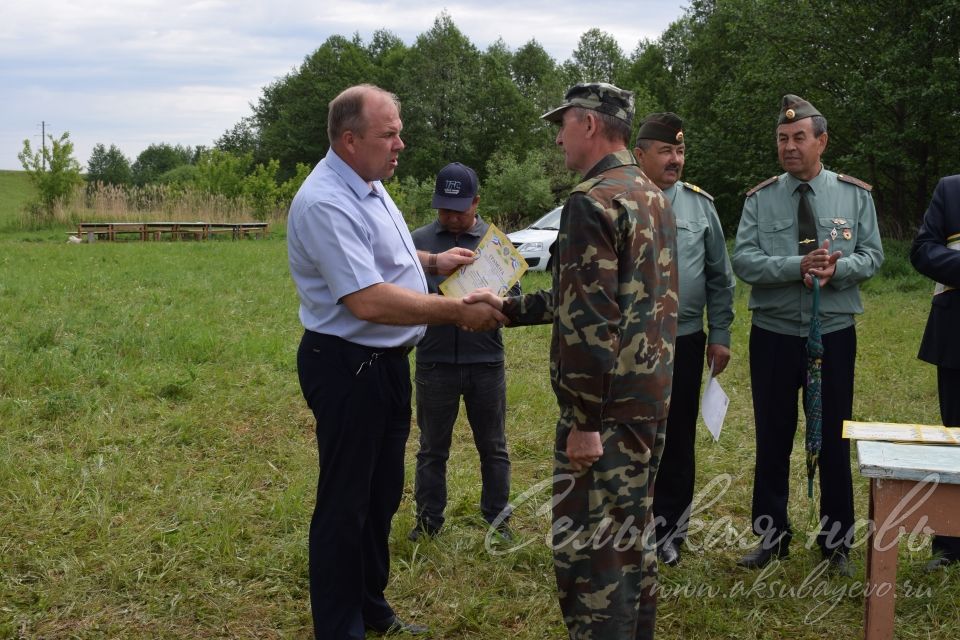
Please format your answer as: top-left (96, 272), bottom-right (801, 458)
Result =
top-left (564, 28), bottom-right (626, 85)
top-left (242, 160), bottom-right (282, 220)
top-left (132, 143), bottom-right (193, 185)
top-left (469, 40), bottom-right (544, 178)
top-left (194, 149), bottom-right (252, 198)
top-left (668, 0), bottom-right (960, 234)
top-left (215, 117), bottom-right (260, 158)
top-left (18, 131), bottom-right (84, 218)
top-left (254, 34), bottom-right (374, 179)
top-left (483, 150), bottom-right (556, 226)
top-left (86, 143), bottom-right (133, 186)
top-left (156, 164), bottom-right (198, 187)
top-left (279, 162), bottom-right (313, 205)
top-left (394, 13), bottom-right (482, 180)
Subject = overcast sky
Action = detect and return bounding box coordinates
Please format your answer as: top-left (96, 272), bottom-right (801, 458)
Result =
top-left (0, 1), bottom-right (688, 171)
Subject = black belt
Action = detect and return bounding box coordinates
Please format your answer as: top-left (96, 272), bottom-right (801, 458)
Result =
top-left (304, 330), bottom-right (412, 358)
top-left (378, 345), bottom-right (413, 357)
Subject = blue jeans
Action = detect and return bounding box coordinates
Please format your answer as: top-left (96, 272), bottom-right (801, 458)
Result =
top-left (414, 361), bottom-right (511, 528)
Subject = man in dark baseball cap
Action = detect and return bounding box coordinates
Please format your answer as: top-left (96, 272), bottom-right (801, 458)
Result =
top-left (410, 162), bottom-right (515, 545)
top-left (431, 162), bottom-right (478, 211)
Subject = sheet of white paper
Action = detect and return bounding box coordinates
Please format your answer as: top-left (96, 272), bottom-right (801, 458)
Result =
top-left (700, 361), bottom-right (728, 441)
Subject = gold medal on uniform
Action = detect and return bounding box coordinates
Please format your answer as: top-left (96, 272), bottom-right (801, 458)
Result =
top-left (842, 228), bottom-right (852, 240)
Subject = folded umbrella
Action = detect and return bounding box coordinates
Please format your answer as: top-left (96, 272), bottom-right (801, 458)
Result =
top-left (804, 278), bottom-right (824, 499)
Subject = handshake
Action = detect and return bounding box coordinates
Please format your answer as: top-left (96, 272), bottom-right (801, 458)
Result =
top-left (434, 246), bottom-right (512, 333)
top-left (457, 289), bottom-right (509, 332)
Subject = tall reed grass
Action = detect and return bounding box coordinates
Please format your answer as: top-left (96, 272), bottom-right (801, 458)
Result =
top-left (19, 182), bottom-right (290, 229)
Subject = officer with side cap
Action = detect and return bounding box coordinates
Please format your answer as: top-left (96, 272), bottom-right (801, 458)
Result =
top-left (467, 82), bottom-right (678, 640)
top-left (732, 94), bottom-right (884, 575)
top-left (634, 113), bottom-right (735, 567)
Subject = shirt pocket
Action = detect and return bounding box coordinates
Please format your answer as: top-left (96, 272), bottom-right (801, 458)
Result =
top-left (758, 217), bottom-right (796, 255)
top-left (818, 216), bottom-right (855, 253)
top-left (676, 218), bottom-right (707, 252)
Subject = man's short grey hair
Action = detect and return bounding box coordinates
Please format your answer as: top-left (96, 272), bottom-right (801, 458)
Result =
top-left (327, 84), bottom-right (401, 143)
top-left (634, 139), bottom-right (654, 151)
top-left (778, 114), bottom-right (828, 138)
top-left (810, 115), bottom-right (828, 137)
top-left (571, 107), bottom-right (632, 146)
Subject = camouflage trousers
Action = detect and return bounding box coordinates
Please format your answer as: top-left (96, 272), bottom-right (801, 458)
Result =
top-left (553, 414), bottom-right (666, 640)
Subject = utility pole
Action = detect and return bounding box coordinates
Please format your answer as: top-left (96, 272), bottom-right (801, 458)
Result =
top-left (37, 121), bottom-right (49, 170)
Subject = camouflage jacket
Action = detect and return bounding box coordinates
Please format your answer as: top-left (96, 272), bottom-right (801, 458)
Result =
top-left (504, 150), bottom-right (679, 430)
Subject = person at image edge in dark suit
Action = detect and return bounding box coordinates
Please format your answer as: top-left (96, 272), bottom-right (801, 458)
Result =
top-left (910, 174), bottom-right (960, 571)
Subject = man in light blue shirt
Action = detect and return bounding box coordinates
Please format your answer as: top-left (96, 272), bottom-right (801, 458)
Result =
top-left (634, 112), bottom-right (735, 567)
top-left (288, 84), bottom-right (506, 639)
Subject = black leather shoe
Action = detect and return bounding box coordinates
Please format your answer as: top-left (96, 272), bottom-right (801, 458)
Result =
top-left (658, 540), bottom-right (681, 567)
top-left (487, 520), bottom-right (513, 542)
top-left (737, 541), bottom-right (789, 569)
top-left (408, 521), bottom-right (439, 542)
top-left (824, 552), bottom-right (853, 577)
top-left (364, 615), bottom-right (430, 635)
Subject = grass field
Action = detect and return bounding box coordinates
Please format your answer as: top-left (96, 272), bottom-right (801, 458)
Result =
top-left (1, 216), bottom-right (958, 638)
top-left (0, 171), bottom-right (36, 231)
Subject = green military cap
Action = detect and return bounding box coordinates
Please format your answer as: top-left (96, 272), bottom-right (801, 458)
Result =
top-left (778, 94), bottom-right (822, 125)
top-left (636, 112), bottom-right (684, 144)
top-left (541, 82), bottom-right (634, 126)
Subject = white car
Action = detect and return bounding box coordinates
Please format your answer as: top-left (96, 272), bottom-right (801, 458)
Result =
top-left (508, 206), bottom-right (561, 272)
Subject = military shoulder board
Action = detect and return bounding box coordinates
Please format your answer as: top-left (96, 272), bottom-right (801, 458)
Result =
top-left (571, 176), bottom-right (603, 194)
top-left (837, 174), bottom-right (873, 191)
top-left (745, 176), bottom-right (778, 197)
top-left (682, 181), bottom-right (714, 201)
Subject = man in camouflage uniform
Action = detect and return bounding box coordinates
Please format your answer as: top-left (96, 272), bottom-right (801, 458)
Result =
top-left (469, 83), bottom-right (678, 639)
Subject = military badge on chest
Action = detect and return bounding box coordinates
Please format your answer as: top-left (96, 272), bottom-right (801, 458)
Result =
top-left (828, 218), bottom-right (851, 242)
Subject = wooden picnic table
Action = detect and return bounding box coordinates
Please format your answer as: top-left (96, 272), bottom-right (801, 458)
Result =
top-left (73, 221), bottom-right (268, 242)
top-left (857, 440), bottom-right (960, 639)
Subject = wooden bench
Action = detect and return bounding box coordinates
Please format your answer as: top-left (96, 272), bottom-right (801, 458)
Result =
top-left (73, 222), bottom-right (269, 242)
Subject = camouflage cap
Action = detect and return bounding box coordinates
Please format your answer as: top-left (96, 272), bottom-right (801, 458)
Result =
top-left (541, 82), bottom-right (635, 126)
top-left (636, 112), bottom-right (684, 145)
top-left (778, 94), bottom-right (822, 125)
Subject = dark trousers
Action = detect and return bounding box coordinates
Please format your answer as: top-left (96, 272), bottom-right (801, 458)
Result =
top-left (933, 366), bottom-right (960, 559)
top-left (414, 361), bottom-right (511, 528)
top-left (653, 330), bottom-right (706, 544)
top-left (297, 331), bottom-right (412, 640)
top-left (749, 324), bottom-right (856, 554)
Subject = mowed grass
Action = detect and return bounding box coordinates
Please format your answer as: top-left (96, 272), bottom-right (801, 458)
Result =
top-left (1, 231), bottom-right (958, 639)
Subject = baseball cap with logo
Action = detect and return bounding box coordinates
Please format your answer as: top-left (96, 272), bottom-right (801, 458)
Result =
top-left (431, 162), bottom-right (479, 211)
top-left (541, 82), bottom-right (635, 127)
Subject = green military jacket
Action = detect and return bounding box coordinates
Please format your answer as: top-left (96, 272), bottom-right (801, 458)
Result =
top-left (664, 181), bottom-right (735, 345)
top-left (504, 150), bottom-right (679, 431)
top-left (732, 167), bottom-right (884, 336)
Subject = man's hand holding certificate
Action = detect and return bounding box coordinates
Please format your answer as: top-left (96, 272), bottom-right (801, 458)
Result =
top-left (439, 224), bottom-right (528, 298)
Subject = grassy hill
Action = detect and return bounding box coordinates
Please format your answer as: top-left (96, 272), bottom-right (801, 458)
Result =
top-left (0, 170), bottom-right (35, 230)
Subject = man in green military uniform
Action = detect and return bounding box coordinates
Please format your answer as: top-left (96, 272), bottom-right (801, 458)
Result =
top-left (732, 94), bottom-right (884, 573)
top-left (468, 83), bottom-right (678, 639)
top-left (634, 113), bottom-right (735, 567)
